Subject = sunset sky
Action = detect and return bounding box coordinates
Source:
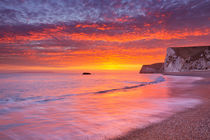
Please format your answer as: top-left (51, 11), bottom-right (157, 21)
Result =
top-left (0, 0), bottom-right (210, 71)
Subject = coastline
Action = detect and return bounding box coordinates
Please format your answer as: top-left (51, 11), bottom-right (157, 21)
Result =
top-left (163, 71), bottom-right (210, 77)
top-left (111, 72), bottom-right (210, 140)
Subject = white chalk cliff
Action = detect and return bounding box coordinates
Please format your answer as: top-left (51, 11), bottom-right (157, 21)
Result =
top-left (164, 46), bottom-right (210, 72)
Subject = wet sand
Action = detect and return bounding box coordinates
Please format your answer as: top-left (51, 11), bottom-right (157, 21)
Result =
top-left (112, 72), bottom-right (210, 140)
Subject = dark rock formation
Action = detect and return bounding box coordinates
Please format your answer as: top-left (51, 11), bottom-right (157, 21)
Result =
top-left (164, 46), bottom-right (210, 72)
top-left (82, 72), bottom-right (91, 75)
top-left (140, 63), bottom-right (164, 73)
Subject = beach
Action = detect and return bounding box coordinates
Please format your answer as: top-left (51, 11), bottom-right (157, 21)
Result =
top-left (112, 72), bottom-right (210, 140)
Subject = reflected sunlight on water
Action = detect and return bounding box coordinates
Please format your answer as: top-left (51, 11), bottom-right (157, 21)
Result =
top-left (0, 72), bottom-right (202, 140)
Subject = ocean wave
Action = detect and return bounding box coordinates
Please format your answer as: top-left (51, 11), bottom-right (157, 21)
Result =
top-left (0, 76), bottom-right (165, 105)
top-left (94, 76), bottom-right (165, 94)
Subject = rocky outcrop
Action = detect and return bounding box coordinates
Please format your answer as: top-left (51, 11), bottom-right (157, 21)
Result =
top-left (164, 46), bottom-right (210, 72)
top-left (140, 63), bottom-right (164, 73)
top-left (82, 72), bottom-right (91, 75)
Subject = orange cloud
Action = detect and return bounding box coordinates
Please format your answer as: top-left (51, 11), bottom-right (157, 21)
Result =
top-left (0, 26), bottom-right (64, 43)
top-left (1, 24), bottom-right (209, 44)
top-left (69, 28), bottom-right (210, 42)
top-left (75, 24), bottom-right (113, 31)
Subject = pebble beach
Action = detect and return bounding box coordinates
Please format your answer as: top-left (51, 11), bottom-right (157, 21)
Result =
top-left (112, 72), bottom-right (210, 140)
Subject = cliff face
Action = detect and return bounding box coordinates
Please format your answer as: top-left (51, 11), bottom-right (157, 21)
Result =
top-left (140, 63), bottom-right (164, 73)
top-left (164, 46), bottom-right (210, 72)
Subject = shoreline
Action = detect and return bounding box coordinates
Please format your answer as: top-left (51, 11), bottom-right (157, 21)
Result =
top-left (111, 72), bottom-right (210, 140)
top-left (163, 71), bottom-right (210, 77)
top-left (112, 101), bottom-right (210, 140)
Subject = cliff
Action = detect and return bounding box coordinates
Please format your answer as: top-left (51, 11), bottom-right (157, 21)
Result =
top-left (140, 63), bottom-right (164, 73)
top-left (164, 46), bottom-right (210, 72)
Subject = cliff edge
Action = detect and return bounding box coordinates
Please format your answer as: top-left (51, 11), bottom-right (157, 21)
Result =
top-left (140, 63), bottom-right (164, 73)
top-left (164, 46), bottom-right (210, 72)
top-left (140, 46), bottom-right (210, 73)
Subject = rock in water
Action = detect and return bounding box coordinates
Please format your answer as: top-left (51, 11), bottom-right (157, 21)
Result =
top-left (164, 46), bottom-right (210, 72)
top-left (82, 72), bottom-right (91, 75)
top-left (140, 63), bottom-right (164, 73)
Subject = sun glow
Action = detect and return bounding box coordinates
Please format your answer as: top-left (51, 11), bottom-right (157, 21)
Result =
top-left (98, 63), bottom-right (138, 70)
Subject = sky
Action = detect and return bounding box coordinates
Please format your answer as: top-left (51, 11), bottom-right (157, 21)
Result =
top-left (0, 0), bottom-right (210, 71)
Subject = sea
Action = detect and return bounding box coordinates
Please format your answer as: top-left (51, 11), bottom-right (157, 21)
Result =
top-left (0, 71), bottom-right (203, 140)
